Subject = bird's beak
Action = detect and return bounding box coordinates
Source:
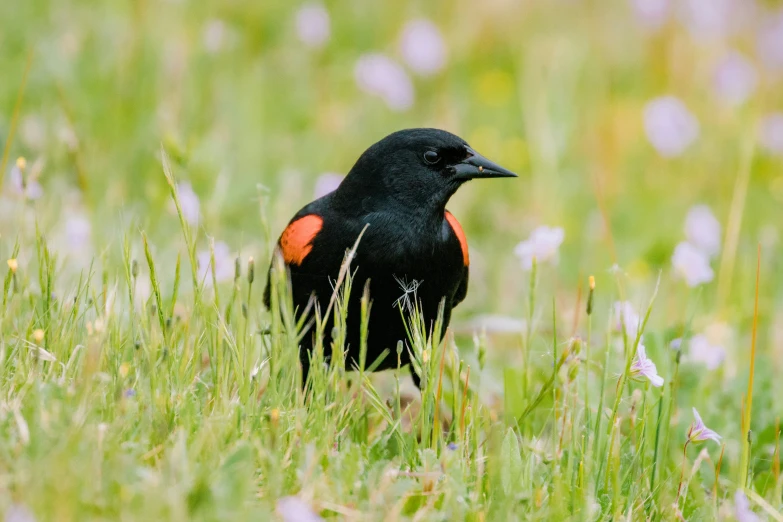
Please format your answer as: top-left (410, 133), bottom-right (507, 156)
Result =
top-left (452, 148), bottom-right (518, 180)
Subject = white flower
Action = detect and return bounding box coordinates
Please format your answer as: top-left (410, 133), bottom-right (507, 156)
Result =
top-left (734, 490), bottom-right (760, 522)
top-left (276, 496), bottom-right (323, 522)
top-left (757, 10), bottom-right (783, 73)
top-left (197, 241), bottom-right (235, 286)
top-left (672, 241), bottom-right (714, 287)
top-left (614, 301), bottom-right (641, 340)
top-left (759, 113), bottom-right (783, 156)
top-left (399, 19), bottom-right (447, 76)
top-left (630, 343), bottom-right (664, 387)
top-left (712, 51), bottom-right (757, 106)
top-left (313, 172), bottom-right (343, 198)
top-left (170, 181), bottom-right (200, 226)
top-left (295, 3), bottom-right (331, 48)
top-left (513, 226), bottom-right (564, 270)
top-left (643, 96), bottom-right (699, 158)
top-left (630, 0), bottom-right (670, 30)
top-left (684, 204), bottom-right (721, 258)
top-left (354, 53), bottom-right (414, 111)
top-left (687, 334), bottom-right (726, 370)
top-left (202, 19), bottom-right (227, 53)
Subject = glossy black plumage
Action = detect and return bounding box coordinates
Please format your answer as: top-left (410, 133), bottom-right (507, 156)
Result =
top-left (263, 128), bottom-right (516, 388)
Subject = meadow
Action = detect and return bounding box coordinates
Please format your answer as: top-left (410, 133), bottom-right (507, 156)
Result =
top-left (1, 0), bottom-right (783, 520)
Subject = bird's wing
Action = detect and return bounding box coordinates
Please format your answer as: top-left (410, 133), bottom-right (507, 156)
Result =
top-left (263, 197), bottom-right (333, 309)
top-left (444, 210), bottom-right (470, 308)
top-left (453, 266), bottom-right (469, 307)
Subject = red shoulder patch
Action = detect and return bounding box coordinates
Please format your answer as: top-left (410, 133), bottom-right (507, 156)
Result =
top-left (445, 211), bottom-right (469, 266)
top-left (279, 215), bottom-right (323, 266)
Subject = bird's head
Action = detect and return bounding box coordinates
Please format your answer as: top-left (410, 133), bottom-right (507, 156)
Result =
top-left (335, 128), bottom-right (517, 215)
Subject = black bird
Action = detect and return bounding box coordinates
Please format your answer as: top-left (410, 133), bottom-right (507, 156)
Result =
top-left (263, 128), bottom-right (516, 388)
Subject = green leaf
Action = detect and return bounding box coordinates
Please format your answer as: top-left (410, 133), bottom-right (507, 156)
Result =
top-left (500, 427), bottom-right (523, 496)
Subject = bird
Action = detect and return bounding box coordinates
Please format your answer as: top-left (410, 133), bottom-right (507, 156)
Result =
top-left (263, 128), bottom-right (516, 389)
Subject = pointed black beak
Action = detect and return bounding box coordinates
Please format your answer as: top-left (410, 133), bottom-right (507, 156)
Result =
top-left (452, 148), bottom-right (518, 181)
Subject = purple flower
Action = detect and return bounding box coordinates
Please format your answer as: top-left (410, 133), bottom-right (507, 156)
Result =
top-left (354, 53), bottom-right (414, 111)
top-left (276, 496), bottom-right (323, 522)
top-left (759, 113), bottom-right (783, 156)
top-left (757, 9), bottom-right (783, 73)
top-left (124, 389), bottom-right (137, 398)
top-left (399, 19), bottom-right (447, 76)
top-left (643, 96), bottom-right (699, 158)
top-left (712, 51), bottom-right (757, 106)
top-left (8, 158), bottom-right (43, 200)
top-left (171, 181), bottom-right (200, 226)
top-left (513, 226), bottom-right (564, 270)
top-left (630, 0), bottom-right (670, 31)
top-left (686, 334), bottom-right (726, 370)
top-left (4, 504), bottom-right (36, 522)
top-left (613, 301), bottom-right (641, 340)
top-left (684, 204), bottom-right (721, 258)
top-left (65, 214), bottom-right (92, 251)
top-left (295, 3), bottom-right (331, 49)
top-left (630, 344), bottom-right (664, 387)
top-left (313, 172), bottom-right (344, 199)
top-left (688, 407), bottom-right (721, 444)
top-left (734, 490), bottom-right (760, 522)
top-left (197, 241), bottom-right (235, 286)
top-left (672, 241), bottom-right (714, 287)
top-left (447, 442), bottom-right (459, 451)
top-left (677, 0), bottom-right (751, 41)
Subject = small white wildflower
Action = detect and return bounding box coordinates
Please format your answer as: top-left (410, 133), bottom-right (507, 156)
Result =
top-left (513, 226), bottom-right (564, 271)
top-left (354, 53), bottom-right (414, 111)
top-left (643, 96), bottom-right (699, 158)
top-left (399, 19), bottom-right (447, 76)
top-left (276, 496), bottom-right (323, 522)
top-left (630, 343), bottom-right (664, 387)
top-left (684, 204), bottom-right (721, 258)
top-left (712, 51), bottom-right (757, 106)
top-left (313, 172), bottom-right (343, 198)
top-left (295, 3), bottom-right (331, 49)
top-left (672, 241), bottom-right (714, 287)
top-left (759, 113), bottom-right (783, 156)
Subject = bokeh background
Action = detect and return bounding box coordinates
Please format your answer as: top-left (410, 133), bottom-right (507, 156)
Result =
top-left (2, 0), bottom-right (783, 382)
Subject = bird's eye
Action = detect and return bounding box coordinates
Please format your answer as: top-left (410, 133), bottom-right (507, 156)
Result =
top-left (424, 151), bottom-right (440, 164)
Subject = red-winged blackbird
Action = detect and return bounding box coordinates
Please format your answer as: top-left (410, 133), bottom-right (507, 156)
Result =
top-left (263, 128), bottom-right (516, 388)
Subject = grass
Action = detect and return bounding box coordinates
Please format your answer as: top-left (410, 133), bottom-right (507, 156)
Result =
top-left (2, 0), bottom-right (783, 519)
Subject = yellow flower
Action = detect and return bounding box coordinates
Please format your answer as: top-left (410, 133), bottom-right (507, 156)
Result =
top-left (16, 157), bottom-right (26, 170)
top-left (7, 258), bottom-right (18, 273)
top-left (32, 329), bottom-right (45, 344)
top-left (119, 362), bottom-right (130, 378)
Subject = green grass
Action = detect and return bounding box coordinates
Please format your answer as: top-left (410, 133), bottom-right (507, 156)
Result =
top-left (1, 0), bottom-right (783, 520)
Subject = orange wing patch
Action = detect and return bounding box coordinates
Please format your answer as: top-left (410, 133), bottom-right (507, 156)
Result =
top-left (445, 211), bottom-right (469, 266)
top-left (279, 215), bottom-right (323, 266)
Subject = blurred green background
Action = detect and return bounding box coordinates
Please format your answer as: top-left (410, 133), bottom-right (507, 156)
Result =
top-left (2, 0), bottom-right (783, 329)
